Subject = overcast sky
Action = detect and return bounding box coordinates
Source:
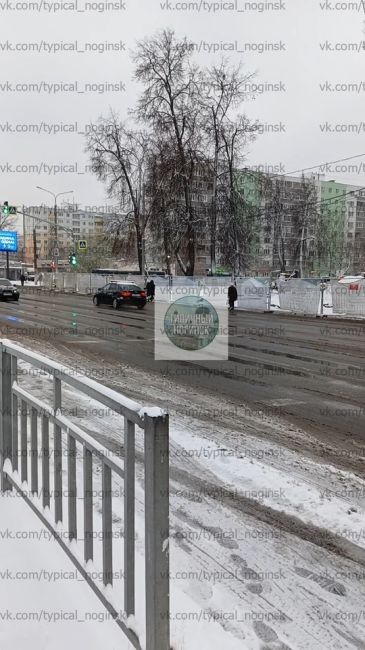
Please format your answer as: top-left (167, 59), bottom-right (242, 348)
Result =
top-left (1, 0), bottom-right (364, 209)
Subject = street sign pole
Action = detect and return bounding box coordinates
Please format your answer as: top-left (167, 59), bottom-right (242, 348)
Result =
top-left (5, 252), bottom-right (9, 279)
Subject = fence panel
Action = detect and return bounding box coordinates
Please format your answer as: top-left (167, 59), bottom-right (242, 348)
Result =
top-left (331, 280), bottom-right (365, 316)
top-left (42, 274), bottom-right (53, 290)
top-left (236, 277), bottom-right (270, 312)
top-left (63, 274), bottom-right (76, 293)
top-left (89, 274), bottom-right (110, 292)
top-left (278, 279), bottom-right (321, 316)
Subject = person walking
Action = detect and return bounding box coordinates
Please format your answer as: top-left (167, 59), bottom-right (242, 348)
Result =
top-left (228, 283), bottom-right (238, 311)
top-left (20, 273), bottom-right (26, 287)
top-left (146, 278), bottom-right (155, 302)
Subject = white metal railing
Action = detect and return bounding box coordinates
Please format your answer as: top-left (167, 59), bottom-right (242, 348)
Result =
top-left (0, 340), bottom-right (170, 650)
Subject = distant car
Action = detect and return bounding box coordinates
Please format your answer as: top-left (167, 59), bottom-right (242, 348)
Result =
top-left (93, 282), bottom-right (147, 310)
top-left (0, 278), bottom-right (19, 301)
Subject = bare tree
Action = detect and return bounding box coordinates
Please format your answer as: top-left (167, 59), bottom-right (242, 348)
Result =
top-left (263, 175), bottom-right (318, 276)
top-left (198, 60), bottom-right (257, 273)
top-left (314, 193), bottom-right (347, 276)
top-left (133, 28), bottom-right (202, 275)
top-left (289, 176), bottom-right (318, 276)
top-left (85, 112), bottom-right (151, 273)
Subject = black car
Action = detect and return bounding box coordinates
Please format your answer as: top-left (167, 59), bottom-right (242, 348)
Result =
top-left (0, 278), bottom-right (19, 301)
top-left (93, 282), bottom-right (147, 310)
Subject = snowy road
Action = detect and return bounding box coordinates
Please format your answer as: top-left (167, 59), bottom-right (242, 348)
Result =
top-left (2, 290), bottom-right (365, 475)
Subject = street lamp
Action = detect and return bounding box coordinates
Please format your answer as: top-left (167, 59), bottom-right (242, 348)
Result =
top-left (36, 186), bottom-right (73, 271)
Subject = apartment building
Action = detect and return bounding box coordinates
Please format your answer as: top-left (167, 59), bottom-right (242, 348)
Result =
top-left (344, 187), bottom-right (365, 273)
top-left (22, 205), bottom-right (105, 266)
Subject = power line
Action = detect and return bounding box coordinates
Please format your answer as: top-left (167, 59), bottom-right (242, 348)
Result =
top-left (273, 152), bottom-right (365, 179)
top-left (241, 152), bottom-right (365, 183)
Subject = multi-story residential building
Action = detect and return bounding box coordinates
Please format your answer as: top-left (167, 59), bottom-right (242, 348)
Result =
top-left (22, 205), bottom-right (106, 267)
top-left (344, 187), bottom-right (365, 273)
top-left (316, 179), bottom-right (348, 276)
top-left (234, 171), bottom-right (322, 276)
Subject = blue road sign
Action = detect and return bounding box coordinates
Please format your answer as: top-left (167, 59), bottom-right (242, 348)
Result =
top-left (0, 231), bottom-right (18, 252)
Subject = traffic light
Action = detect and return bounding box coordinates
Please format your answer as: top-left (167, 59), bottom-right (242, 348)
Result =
top-left (69, 252), bottom-right (77, 266)
top-left (2, 202), bottom-right (16, 215)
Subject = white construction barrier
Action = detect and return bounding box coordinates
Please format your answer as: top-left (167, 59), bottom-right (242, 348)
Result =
top-left (154, 277), bottom-right (171, 303)
top-left (331, 280), bottom-right (365, 316)
top-left (42, 274), bottom-right (53, 290)
top-left (64, 274), bottom-right (77, 292)
top-left (35, 273), bottom-right (365, 320)
top-left (236, 277), bottom-right (270, 311)
top-left (278, 279), bottom-right (321, 316)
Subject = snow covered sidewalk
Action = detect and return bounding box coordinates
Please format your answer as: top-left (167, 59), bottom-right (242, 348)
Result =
top-left (0, 491), bottom-right (133, 650)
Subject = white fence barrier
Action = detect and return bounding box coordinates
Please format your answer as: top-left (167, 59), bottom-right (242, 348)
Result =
top-left (331, 280), bottom-right (365, 316)
top-left (236, 277), bottom-right (270, 312)
top-left (33, 273), bottom-right (365, 320)
top-left (278, 279), bottom-right (321, 316)
top-left (153, 276), bottom-right (230, 308)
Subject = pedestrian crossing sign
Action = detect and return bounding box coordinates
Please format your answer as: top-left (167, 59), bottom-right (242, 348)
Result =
top-left (77, 240), bottom-right (87, 251)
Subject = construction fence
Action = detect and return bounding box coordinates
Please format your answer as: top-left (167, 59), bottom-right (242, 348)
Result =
top-left (33, 273), bottom-right (365, 319)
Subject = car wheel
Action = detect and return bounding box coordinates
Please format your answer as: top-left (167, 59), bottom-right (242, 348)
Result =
top-left (112, 298), bottom-right (119, 310)
top-left (93, 296), bottom-right (100, 306)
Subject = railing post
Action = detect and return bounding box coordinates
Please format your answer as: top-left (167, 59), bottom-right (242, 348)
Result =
top-left (20, 399), bottom-right (28, 483)
top-left (83, 446), bottom-right (93, 563)
top-left (144, 412), bottom-right (170, 650)
top-left (30, 407), bottom-right (38, 494)
top-left (124, 417), bottom-right (135, 617)
top-left (53, 376), bottom-right (63, 523)
top-left (11, 356), bottom-right (18, 473)
top-left (68, 434), bottom-right (77, 541)
top-left (0, 344), bottom-right (14, 491)
top-left (102, 462), bottom-right (113, 586)
top-left (41, 415), bottom-right (50, 509)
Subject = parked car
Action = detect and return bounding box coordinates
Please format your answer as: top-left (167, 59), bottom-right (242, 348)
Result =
top-left (0, 278), bottom-right (19, 301)
top-left (92, 282), bottom-right (147, 310)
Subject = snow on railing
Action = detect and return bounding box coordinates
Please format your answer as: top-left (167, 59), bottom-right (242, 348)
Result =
top-left (0, 340), bottom-right (170, 650)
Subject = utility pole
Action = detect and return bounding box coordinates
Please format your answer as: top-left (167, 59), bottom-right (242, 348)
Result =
top-left (22, 205), bottom-right (26, 263)
top-left (141, 182), bottom-right (146, 276)
top-left (33, 228), bottom-right (37, 271)
top-left (54, 200), bottom-right (58, 271)
top-left (299, 226), bottom-right (305, 279)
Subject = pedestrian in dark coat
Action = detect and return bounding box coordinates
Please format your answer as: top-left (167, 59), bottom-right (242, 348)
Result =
top-left (228, 283), bottom-right (238, 310)
top-left (20, 273), bottom-right (26, 287)
top-left (146, 278), bottom-right (155, 302)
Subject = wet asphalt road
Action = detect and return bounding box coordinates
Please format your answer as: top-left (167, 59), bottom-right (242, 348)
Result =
top-left (1, 288), bottom-right (365, 473)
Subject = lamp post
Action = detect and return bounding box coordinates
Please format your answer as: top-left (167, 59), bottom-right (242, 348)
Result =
top-left (36, 187), bottom-right (73, 271)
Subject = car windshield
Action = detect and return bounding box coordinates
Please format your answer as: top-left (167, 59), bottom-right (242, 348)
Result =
top-left (0, 279), bottom-right (12, 286)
